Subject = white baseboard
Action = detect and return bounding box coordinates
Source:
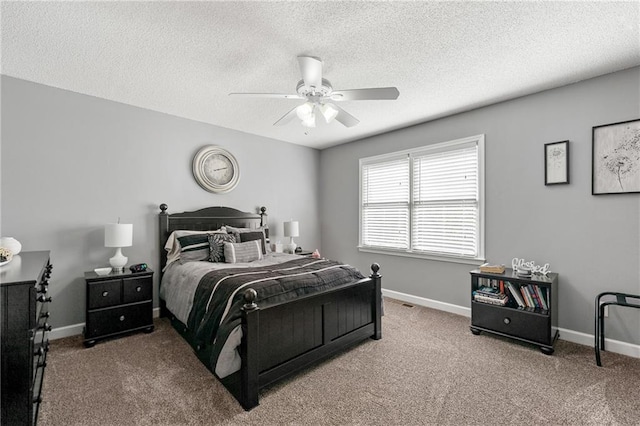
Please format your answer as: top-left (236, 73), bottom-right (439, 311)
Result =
top-left (383, 288), bottom-right (471, 317)
top-left (382, 288), bottom-right (640, 360)
top-left (49, 323), bottom-right (85, 340)
top-left (49, 307), bottom-right (162, 341)
top-left (51, 297), bottom-right (640, 360)
top-left (556, 327), bottom-right (640, 359)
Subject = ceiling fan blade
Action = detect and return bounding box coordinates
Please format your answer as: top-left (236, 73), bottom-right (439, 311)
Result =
top-left (297, 56), bottom-right (323, 89)
top-left (273, 106), bottom-right (300, 126)
top-left (229, 93), bottom-right (304, 99)
top-left (330, 87), bottom-right (400, 101)
top-left (332, 104), bottom-right (360, 127)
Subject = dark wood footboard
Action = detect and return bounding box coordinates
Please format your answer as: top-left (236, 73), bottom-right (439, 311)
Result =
top-left (232, 263), bottom-right (382, 410)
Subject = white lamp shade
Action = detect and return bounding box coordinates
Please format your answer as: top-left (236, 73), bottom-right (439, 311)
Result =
top-left (319, 103), bottom-right (339, 123)
top-left (283, 221), bottom-right (299, 238)
top-left (296, 102), bottom-right (314, 120)
top-left (105, 224), bottom-right (133, 247)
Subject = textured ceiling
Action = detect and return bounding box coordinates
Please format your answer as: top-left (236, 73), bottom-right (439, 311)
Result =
top-left (1, 1), bottom-right (639, 149)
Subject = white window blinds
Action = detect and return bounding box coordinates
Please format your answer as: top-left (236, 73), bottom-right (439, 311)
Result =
top-left (360, 135), bottom-right (484, 261)
top-left (361, 156), bottom-right (410, 249)
top-left (412, 143), bottom-right (479, 257)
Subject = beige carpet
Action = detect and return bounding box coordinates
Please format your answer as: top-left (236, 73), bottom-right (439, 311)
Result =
top-left (39, 298), bottom-right (640, 425)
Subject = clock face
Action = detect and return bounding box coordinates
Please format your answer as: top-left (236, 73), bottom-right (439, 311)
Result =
top-left (204, 154), bottom-right (234, 185)
top-left (192, 146), bottom-right (240, 193)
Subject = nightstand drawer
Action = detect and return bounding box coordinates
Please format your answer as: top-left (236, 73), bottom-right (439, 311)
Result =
top-left (472, 302), bottom-right (550, 344)
top-left (86, 303), bottom-right (152, 338)
top-left (88, 279), bottom-right (121, 309)
top-left (122, 277), bottom-right (152, 304)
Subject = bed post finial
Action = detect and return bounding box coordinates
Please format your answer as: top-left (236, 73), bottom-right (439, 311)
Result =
top-left (243, 288), bottom-right (258, 310)
top-left (259, 206), bottom-right (268, 230)
top-left (160, 203), bottom-right (168, 214)
top-left (371, 263), bottom-right (380, 277)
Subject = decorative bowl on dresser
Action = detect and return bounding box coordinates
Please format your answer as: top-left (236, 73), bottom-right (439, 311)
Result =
top-left (0, 251), bottom-right (52, 426)
top-left (83, 268), bottom-right (154, 347)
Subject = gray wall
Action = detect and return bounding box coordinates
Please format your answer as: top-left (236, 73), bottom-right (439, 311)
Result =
top-left (1, 76), bottom-right (321, 329)
top-left (320, 67), bottom-right (640, 344)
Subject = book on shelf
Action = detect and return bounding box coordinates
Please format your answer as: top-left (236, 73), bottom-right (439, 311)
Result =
top-left (534, 285), bottom-right (548, 310)
top-left (531, 285), bottom-right (544, 309)
top-left (476, 286), bottom-right (502, 297)
top-left (473, 293), bottom-right (508, 306)
top-left (479, 263), bottom-right (506, 274)
top-left (505, 282), bottom-right (525, 307)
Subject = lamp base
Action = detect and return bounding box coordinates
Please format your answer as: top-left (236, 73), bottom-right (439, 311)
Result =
top-left (283, 242), bottom-right (297, 254)
top-left (109, 247), bottom-right (128, 273)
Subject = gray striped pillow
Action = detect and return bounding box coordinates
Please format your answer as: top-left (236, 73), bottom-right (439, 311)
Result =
top-left (223, 240), bottom-right (263, 263)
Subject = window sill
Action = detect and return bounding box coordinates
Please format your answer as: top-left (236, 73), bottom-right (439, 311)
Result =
top-left (358, 246), bottom-right (485, 266)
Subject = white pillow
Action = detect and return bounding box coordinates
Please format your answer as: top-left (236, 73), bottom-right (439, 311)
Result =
top-left (223, 240), bottom-right (263, 263)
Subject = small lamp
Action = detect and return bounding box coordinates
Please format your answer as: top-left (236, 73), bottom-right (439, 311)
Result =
top-left (283, 220), bottom-right (299, 254)
top-left (105, 223), bottom-right (133, 273)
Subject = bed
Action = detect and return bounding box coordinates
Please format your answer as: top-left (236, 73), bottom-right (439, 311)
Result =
top-left (158, 204), bottom-right (382, 410)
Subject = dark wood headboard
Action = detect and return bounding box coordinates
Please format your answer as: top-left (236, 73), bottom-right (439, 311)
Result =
top-left (158, 204), bottom-right (267, 277)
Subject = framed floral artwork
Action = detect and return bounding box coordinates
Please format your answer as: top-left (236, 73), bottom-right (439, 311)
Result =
top-left (592, 119), bottom-right (640, 195)
top-left (544, 140), bottom-right (569, 185)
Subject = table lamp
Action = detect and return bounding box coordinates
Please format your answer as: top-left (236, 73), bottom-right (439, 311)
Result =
top-left (283, 220), bottom-right (299, 254)
top-left (105, 223), bottom-right (133, 273)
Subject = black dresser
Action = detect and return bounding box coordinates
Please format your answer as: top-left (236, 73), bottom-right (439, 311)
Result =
top-left (0, 251), bottom-right (52, 426)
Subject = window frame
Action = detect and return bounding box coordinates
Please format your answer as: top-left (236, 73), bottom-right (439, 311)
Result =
top-left (359, 134), bottom-right (485, 265)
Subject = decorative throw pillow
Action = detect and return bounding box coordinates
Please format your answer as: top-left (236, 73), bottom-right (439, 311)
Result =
top-left (164, 229), bottom-right (227, 266)
top-left (223, 240), bottom-right (263, 263)
top-left (208, 233), bottom-right (236, 262)
top-left (225, 226), bottom-right (269, 250)
top-left (176, 233), bottom-right (213, 262)
top-left (239, 231), bottom-right (267, 255)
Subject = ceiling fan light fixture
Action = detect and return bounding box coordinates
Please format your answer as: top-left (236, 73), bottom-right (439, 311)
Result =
top-left (296, 102), bottom-right (315, 120)
top-left (319, 103), bottom-right (339, 123)
top-left (301, 114), bottom-right (316, 128)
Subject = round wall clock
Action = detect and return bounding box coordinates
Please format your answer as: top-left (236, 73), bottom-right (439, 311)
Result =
top-left (192, 145), bottom-right (240, 193)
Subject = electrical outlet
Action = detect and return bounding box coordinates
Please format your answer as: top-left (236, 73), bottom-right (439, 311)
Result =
top-left (604, 306), bottom-right (609, 317)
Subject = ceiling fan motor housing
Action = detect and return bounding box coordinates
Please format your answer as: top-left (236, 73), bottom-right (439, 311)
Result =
top-left (297, 78), bottom-right (333, 100)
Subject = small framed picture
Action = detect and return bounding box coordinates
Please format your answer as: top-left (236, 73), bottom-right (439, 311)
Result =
top-left (544, 140), bottom-right (569, 185)
top-left (592, 119), bottom-right (640, 195)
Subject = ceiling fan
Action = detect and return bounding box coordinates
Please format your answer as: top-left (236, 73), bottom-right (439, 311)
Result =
top-left (229, 56), bottom-right (399, 128)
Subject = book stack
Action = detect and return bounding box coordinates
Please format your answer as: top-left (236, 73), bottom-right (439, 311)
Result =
top-left (479, 263), bottom-right (505, 274)
top-left (504, 281), bottom-right (549, 313)
top-left (473, 286), bottom-right (508, 306)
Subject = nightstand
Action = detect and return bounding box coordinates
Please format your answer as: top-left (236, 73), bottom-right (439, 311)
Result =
top-left (83, 268), bottom-right (154, 347)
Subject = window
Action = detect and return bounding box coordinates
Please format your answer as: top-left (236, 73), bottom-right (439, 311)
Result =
top-left (359, 135), bottom-right (484, 263)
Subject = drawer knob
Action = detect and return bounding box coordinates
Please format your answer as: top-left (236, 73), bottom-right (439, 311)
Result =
top-left (40, 311), bottom-right (50, 319)
top-left (37, 295), bottom-right (52, 303)
top-left (38, 285), bottom-right (48, 294)
top-left (503, 317), bottom-right (511, 325)
top-left (39, 323), bottom-right (52, 332)
top-left (136, 286), bottom-right (142, 292)
top-left (119, 315), bottom-right (125, 322)
top-left (102, 291), bottom-right (109, 297)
